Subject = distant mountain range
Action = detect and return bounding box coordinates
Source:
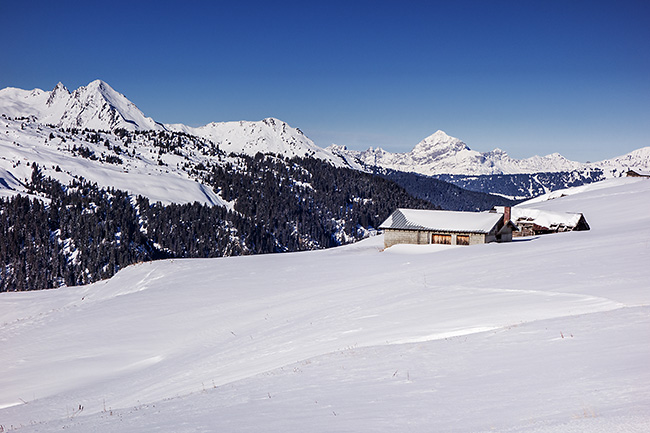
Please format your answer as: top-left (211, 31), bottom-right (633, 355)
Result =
top-left (329, 129), bottom-right (650, 177)
top-left (327, 128), bottom-right (649, 199)
top-left (1, 80), bottom-right (649, 202)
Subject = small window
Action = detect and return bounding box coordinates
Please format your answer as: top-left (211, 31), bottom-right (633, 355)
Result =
top-left (432, 234), bottom-right (451, 245)
top-left (457, 235), bottom-right (470, 246)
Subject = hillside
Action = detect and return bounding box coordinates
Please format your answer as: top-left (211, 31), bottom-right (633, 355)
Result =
top-left (433, 170), bottom-right (607, 200)
top-left (1, 177), bottom-right (649, 432)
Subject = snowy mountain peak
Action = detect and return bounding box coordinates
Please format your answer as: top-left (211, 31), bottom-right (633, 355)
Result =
top-left (489, 147), bottom-right (507, 155)
top-left (84, 79), bottom-right (122, 103)
top-left (46, 82), bottom-right (70, 106)
top-left (412, 130), bottom-right (469, 155)
top-left (87, 78), bottom-right (108, 88)
top-left (426, 130), bottom-right (454, 141)
top-left (262, 117), bottom-right (280, 126)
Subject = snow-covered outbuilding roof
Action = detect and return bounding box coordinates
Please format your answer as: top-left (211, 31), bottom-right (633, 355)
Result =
top-left (626, 169), bottom-right (650, 177)
top-left (379, 209), bottom-right (505, 234)
top-left (510, 208), bottom-right (587, 231)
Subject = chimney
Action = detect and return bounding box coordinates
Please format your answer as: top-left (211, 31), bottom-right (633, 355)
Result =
top-left (503, 206), bottom-right (511, 223)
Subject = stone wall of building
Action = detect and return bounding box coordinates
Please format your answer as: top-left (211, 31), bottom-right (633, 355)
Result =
top-left (383, 229), bottom-right (429, 248)
top-left (470, 233), bottom-right (489, 245)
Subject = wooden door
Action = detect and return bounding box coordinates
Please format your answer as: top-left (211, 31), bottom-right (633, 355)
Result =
top-left (432, 234), bottom-right (451, 245)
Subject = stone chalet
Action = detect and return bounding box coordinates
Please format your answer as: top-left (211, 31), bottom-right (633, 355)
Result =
top-left (379, 208), bottom-right (518, 249)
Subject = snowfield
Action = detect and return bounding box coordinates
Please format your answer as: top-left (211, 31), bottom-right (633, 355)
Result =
top-left (1, 178), bottom-right (649, 432)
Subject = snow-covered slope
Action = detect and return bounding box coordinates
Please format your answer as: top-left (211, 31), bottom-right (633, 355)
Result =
top-left (329, 130), bottom-right (650, 176)
top-left (0, 116), bottom-right (227, 205)
top-left (2, 177), bottom-right (649, 432)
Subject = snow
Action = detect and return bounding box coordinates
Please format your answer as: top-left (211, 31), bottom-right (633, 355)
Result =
top-left (509, 207), bottom-right (584, 230)
top-left (595, 147), bottom-right (650, 177)
top-left (380, 208), bottom-right (504, 233)
top-left (1, 177), bottom-right (649, 432)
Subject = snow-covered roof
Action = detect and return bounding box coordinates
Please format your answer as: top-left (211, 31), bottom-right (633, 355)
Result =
top-left (379, 209), bottom-right (504, 234)
top-left (627, 169), bottom-right (650, 177)
top-left (510, 208), bottom-right (585, 230)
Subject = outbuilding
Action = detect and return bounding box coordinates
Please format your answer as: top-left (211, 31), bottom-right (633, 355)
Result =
top-left (379, 208), bottom-right (518, 249)
top-left (495, 207), bottom-right (590, 237)
top-left (626, 169), bottom-right (650, 178)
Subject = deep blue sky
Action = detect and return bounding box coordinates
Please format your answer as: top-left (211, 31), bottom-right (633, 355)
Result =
top-left (1, 0), bottom-right (648, 161)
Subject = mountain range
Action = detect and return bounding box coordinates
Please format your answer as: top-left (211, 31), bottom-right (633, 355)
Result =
top-left (1, 79), bottom-right (649, 204)
top-left (0, 80), bottom-right (346, 165)
top-left (329, 130), bottom-right (650, 178)
top-left (0, 80), bottom-right (163, 131)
